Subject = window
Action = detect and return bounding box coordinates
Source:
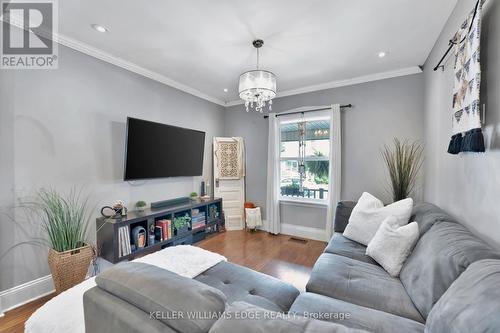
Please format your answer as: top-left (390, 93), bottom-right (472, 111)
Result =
top-left (279, 116), bottom-right (331, 201)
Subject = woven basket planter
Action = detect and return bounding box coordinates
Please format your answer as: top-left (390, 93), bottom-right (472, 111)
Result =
top-left (48, 244), bottom-right (93, 294)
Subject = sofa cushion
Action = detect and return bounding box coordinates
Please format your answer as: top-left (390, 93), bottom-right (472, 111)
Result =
top-left (400, 222), bottom-right (500, 319)
top-left (306, 253), bottom-right (424, 322)
top-left (195, 261), bottom-right (300, 312)
top-left (410, 202), bottom-right (456, 236)
top-left (290, 292), bottom-right (424, 333)
top-left (95, 262), bottom-right (226, 333)
top-left (343, 192), bottom-right (413, 246)
top-left (209, 301), bottom-right (369, 333)
top-left (366, 217), bottom-right (419, 277)
top-left (426, 259), bottom-right (500, 333)
top-left (333, 201), bottom-right (357, 233)
top-left (324, 232), bottom-right (378, 265)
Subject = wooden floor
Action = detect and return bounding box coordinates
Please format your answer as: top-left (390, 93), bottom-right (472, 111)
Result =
top-left (0, 230), bottom-right (326, 333)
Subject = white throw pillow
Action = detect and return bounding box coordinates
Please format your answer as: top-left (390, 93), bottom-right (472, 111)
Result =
top-left (366, 216), bottom-right (419, 277)
top-left (343, 192), bottom-right (413, 245)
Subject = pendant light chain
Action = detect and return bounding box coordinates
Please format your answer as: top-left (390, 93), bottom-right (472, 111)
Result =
top-left (256, 47), bottom-right (260, 70)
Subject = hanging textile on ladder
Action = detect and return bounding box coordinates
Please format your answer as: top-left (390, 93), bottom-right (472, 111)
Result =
top-left (448, 0), bottom-right (485, 154)
top-left (298, 119), bottom-right (306, 192)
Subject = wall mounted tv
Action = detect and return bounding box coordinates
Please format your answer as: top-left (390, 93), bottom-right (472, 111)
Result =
top-left (124, 117), bottom-right (206, 180)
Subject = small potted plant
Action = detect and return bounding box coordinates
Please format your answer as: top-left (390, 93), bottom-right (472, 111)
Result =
top-left (190, 192), bottom-right (198, 200)
top-left (173, 214), bottom-right (191, 235)
top-left (136, 200), bottom-right (147, 212)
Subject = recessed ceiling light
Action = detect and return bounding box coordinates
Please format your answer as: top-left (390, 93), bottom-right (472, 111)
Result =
top-left (378, 51), bottom-right (387, 58)
top-left (223, 88), bottom-right (228, 93)
top-left (91, 24), bottom-right (108, 33)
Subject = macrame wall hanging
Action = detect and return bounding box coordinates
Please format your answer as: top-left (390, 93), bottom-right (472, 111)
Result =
top-left (448, 0), bottom-right (485, 154)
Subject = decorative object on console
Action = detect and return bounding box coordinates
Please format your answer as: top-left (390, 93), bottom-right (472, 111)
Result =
top-left (190, 192), bottom-right (199, 200)
top-left (148, 234), bottom-right (155, 246)
top-left (205, 180), bottom-right (211, 198)
top-left (381, 138), bottom-right (423, 202)
top-left (154, 226), bottom-right (163, 242)
top-left (100, 200), bottom-right (127, 218)
top-left (131, 226), bottom-right (146, 249)
top-left (135, 200), bottom-right (147, 212)
top-left (173, 214), bottom-right (191, 235)
top-left (366, 215), bottom-right (420, 277)
top-left (149, 223), bottom-right (155, 244)
top-left (200, 180), bottom-right (212, 200)
top-left (115, 200), bottom-right (127, 216)
top-left (239, 39), bottom-right (277, 113)
top-left (448, 0), bottom-right (485, 154)
top-left (343, 192), bottom-right (413, 246)
top-left (209, 204), bottom-right (220, 219)
top-left (30, 188), bottom-right (94, 294)
top-left (200, 181), bottom-right (206, 197)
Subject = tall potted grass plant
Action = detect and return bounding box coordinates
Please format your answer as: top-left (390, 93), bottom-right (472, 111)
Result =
top-left (381, 138), bottom-right (424, 202)
top-left (35, 188), bottom-right (93, 293)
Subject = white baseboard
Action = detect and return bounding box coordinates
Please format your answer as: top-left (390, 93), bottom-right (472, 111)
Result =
top-left (0, 275), bottom-right (54, 316)
top-left (280, 223), bottom-right (327, 242)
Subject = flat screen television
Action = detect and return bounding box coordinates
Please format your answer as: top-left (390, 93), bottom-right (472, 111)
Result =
top-left (124, 117), bottom-right (206, 180)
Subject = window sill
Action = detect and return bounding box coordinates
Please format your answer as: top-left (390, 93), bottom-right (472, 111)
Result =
top-left (279, 198), bottom-right (328, 208)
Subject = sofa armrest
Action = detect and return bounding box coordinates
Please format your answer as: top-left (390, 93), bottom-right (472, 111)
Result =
top-left (333, 201), bottom-right (357, 233)
top-left (95, 262), bottom-right (226, 333)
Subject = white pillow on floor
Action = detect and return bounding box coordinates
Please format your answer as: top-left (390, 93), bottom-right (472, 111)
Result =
top-left (343, 192), bottom-right (413, 245)
top-left (366, 216), bottom-right (419, 277)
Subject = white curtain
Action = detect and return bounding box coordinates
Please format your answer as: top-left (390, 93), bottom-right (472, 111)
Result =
top-left (325, 104), bottom-right (342, 239)
top-left (266, 115), bottom-right (281, 234)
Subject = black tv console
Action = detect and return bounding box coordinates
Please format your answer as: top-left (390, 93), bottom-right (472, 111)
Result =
top-left (96, 197), bottom-right (224, 263)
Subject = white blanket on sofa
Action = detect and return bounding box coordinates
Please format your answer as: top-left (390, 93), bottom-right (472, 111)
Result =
top-left (25, 245), bottom-right (226, 333)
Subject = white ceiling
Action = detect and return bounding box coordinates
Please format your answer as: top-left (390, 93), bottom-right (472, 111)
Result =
top-left (56, 0), bottom-right (457, 105)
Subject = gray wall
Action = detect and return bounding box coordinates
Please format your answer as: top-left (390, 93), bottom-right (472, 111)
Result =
top-left (225, 73), bottom-right (425, 229)
top-left (423, 0), bottom-right (500, 249)
top-left (0, 45), bottom-right (225, 292)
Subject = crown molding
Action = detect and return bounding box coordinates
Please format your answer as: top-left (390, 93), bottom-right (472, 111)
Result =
top-left (55, 34), bottom-right (227, 106)
top-left (1, 14), bottom-right (226, 106)
top-left (2, 15), bottom-right (421, 109)
top-left (224, 66), bottom-right (423, 107)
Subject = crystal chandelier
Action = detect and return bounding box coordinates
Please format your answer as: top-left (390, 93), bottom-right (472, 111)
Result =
top-left (239, 39), bottom-right (277, 113)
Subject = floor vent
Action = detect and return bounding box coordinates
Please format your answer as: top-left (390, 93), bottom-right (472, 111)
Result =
top-left (289, 237), bottom-right (308, 244)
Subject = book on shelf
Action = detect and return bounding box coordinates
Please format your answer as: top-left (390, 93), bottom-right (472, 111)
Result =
top-left (118, 227), bottom-right (122, 257)
top-left (156, 219), bottom-right (172, 241)
top-left (155, 225), bottom-right (163, 242)
top-left (192, 224), bottom-right (205, 231)
top-left (118, 225), bottom-right (131, 257)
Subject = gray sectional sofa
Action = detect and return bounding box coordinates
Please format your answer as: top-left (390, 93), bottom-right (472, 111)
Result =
top-left (83, 202), bottom-right (500, 333)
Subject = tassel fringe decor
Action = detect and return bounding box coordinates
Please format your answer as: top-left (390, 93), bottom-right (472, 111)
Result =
top-left (447, 134), bottom-right (463, 154)
top-left (447, 128), bottom-right (485, 154)
top-left (461, 128), bottom-right (485, 152)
